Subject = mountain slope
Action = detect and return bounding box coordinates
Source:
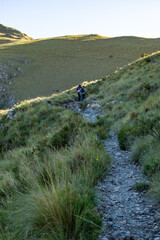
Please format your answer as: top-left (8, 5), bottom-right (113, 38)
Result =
top-left (91, 51), bottom-right (160, 202)
top-left (0, 24), bottom-right (32, 44)
top-left (0, 29), bottom-right (160, 109)
top-left (0, 51), bottom-right (160, 239)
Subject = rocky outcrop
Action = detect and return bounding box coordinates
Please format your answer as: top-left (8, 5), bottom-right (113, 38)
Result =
top-left (0, 63), bottom-right (15, 109)
top-left (0, 56), bottom-right (31, 109)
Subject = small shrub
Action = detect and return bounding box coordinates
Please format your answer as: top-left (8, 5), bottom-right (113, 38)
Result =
top-left (36, 125), bottom-right (74, 150)
top-left (104, 104), bottom-right (113, 111)
top-left (96, 127), bottom-right (107, 140)
top-left (10, 183), bottom-right (102, 240)
top-left (95, 116), bottom-right (105, 127)
top-left (37, 165), bottom-right (55, 186)
top-left (135, 114), bottom-right (160, 139)
top-left (87, 85), bottom-right (99, 94)
top-left (130, 137), bottom-right (150, 163)
top-left (87, 121), bottom-right (97, 128)
top-left (135, 181), bottom-right (150, 192)
top-left (52, 92), bottom-right (74, 105)
top-left (96, 116), bottom-right (111, 129)
top-left (149, 173), bottom-right (160, 203)
top-left (140, 53), bottom-right (149, 58)
top-left (0, 172), bottom-right (17, 196)
top-left (118, 125), bottom-right (135, 150)
top-left (145, 57), bottom-right (151, 63)
top-left (143, 158), bottom-right (160, 176)
top-left (130, 111), bottom-right (138, 119)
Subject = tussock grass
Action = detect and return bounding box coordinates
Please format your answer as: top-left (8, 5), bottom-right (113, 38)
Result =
top-left (1, 32), bottom-right (160, 238)
top-left (89, 51), bottom-right (160, 202)
top-left (150, 174), bottom-right (160, 203)
top-left (0, 92), bottom-right (110, 239)
top-left (135, 181), bottom-right (150, 192)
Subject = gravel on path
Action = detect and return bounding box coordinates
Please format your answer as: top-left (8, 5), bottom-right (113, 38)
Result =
top-left (98, 132), bottom-right (160, 240)
top-left (65, 100), bottom-right (160, 240)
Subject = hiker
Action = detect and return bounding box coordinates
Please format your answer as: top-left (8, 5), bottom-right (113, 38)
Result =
top-left (80, 86), bottom-right (87, 101)
top-left (77, 84), bottom-right (82, 101)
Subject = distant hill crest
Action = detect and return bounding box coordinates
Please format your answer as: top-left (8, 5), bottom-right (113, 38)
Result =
top-left (54, 34), bottom-right (109, 41)
top-left (0, 24), bottom-right (32, 44)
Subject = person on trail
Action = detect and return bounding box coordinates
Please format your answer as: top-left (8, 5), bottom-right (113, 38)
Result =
top-left (77, 84), bottom-right (82, 101)
top-left (80, 86), bottom-right (87, 101)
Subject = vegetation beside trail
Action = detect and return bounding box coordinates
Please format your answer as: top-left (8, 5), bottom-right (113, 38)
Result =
top-left (1, 24), bottom-right (160, 103)
top-left (0, 93), bottom-right (110, 239)
top-left (87, 51), bottom-right (160, 202)
top-left (1, 27), bottom-right (160, 238)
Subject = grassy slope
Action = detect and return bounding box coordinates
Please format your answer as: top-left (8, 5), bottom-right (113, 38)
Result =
top-left (93, 51), bottom-right (160, 201)
top-left (0, 46), bottom-right (160, 238)
top-left (0, 34), bottom-right (160, 103)
top-left (0, 24), bottom-right (32, 44)
top-left (0, 92), bottom-right (110, 239)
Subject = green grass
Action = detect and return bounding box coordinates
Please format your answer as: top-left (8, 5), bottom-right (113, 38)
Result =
top-left (1, 26), bottom-right (160, 238)
top-left (135, 181), bottom-right (150, 192)
top-left (1, 28), bottom-right (160, 106)
top-left (88, 51), bottom-right (160, 202)
top-left (0, 24), bottom-right (32, 44)
top-left (0, 92), bottom-right (110, 239)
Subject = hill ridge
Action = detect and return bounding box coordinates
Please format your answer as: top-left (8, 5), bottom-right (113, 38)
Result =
top-left (0, 23), bottom-right (32, 44)
top-left (0, 26), bottom-right (160, 110)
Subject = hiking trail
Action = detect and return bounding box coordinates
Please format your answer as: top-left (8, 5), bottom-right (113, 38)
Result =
top-left (65, 100), bottom-right (160, 240)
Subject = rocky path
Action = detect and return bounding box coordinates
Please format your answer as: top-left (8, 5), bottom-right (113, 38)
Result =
top-left (98, 132), bottom-right (160, 240)
top-left (64, 100), bottom-right (105, 122)
top-left (65, 101), bottom-right (160, 240)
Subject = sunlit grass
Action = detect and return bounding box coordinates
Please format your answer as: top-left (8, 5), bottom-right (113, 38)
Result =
top-left (54, 34), bottom-right (110, 41)
top-left (1, 32), bottom-right (160, 105)
top-left (92, 51), bottom-right (160, 201)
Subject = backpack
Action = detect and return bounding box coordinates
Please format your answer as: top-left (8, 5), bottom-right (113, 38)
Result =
top-left (80, 87), bottom-right (85, 93)
top-left (77, 87), bottom-right (81, 92)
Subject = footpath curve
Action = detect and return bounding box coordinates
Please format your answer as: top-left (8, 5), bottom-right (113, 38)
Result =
top-left (65, 101), bottom-right (160, 240)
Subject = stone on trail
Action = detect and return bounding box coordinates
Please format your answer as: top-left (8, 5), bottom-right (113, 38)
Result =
top-left (66, 100), bottom-right (160, 240)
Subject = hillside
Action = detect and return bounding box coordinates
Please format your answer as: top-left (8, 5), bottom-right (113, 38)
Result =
top-left (0, 28), bottom-right (160, 109)
top-left (90, 51), bottom-right (160, 202)
top-left (0, 24), bottom-right (32, 44)
top-left (0, 51), bottom-right (160, 239)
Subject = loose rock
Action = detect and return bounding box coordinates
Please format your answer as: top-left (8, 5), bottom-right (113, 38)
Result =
top-left (66, 100), bottom-right (160, 240)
